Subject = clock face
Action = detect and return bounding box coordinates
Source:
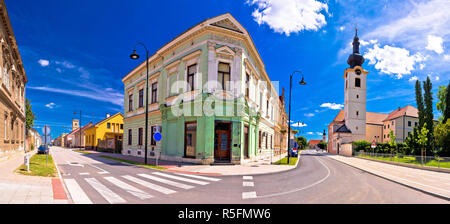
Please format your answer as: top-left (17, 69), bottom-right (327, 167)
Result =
top-left (355, 69), bottom-right (361, 75)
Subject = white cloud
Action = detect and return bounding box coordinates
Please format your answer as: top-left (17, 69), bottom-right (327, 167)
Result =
top-left (444, 54), bottom-right (450, 61)
top-left (320, 103), bottom-right (343, 110)
top-left (247, 0), bottom-right (328, 36)
top-left (408, 76), bottom-right (418, 82)
top-left (304, 113), bottom-right (315, 117)
top-left (55, 61), bottom-right (75, 69)
top-left (45, 102), bottom-right (56, 109)
top-left (306, 131), bottom-right (322, 135)
top-left (28, 86), bottom-right (123, 106)
top-left (339, 26), bottom-right (345, 31)
top-left (38, 59), bottom-right (49, 67)
top-left (364, 44), bottom-right (427, 79)
top-left (292, 122), bottom-right (307, 127)
top-left (425, 35), bottom-right (444, 54)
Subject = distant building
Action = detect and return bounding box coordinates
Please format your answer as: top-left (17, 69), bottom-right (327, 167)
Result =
top-left (85, 113), bottom-right (123, 152)
top-left (73, 122), bottom-right (93, 148)
top-left (308, 140), bottom-right (321, 149)
top-left (54, 133), bottom-right (67, 147)
top-left (72, 119), bottom-right (79, 131)
top-left (0, 0), bottom-right (28, 160)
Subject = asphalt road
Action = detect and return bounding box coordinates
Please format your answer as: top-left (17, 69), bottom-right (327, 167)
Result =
top-left (51, 147), bottom-right (448, 204)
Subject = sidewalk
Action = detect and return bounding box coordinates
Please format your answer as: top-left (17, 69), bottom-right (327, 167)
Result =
top-left (0, 150), bottom-right (68, 204)
top-left (76, 149), bottom-right (299, 176)
top-left (326, 153), bottom-right (450, 200)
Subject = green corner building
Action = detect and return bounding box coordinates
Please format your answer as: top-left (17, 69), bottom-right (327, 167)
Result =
top-left (122, 13), bottom-right (288, 165)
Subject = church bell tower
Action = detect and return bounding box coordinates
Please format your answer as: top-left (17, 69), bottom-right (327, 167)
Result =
top-left (344, 28), bottom-right (368, 141)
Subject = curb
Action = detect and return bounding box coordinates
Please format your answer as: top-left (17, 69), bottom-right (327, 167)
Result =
top-left (355, 156), bottom-right (450, 174)
top-left (326, 155), bottom-right (450, 201)
top-left (96, 151), bottom-right (302, 177)
top-left (51, 148), bottom-right (72, 203)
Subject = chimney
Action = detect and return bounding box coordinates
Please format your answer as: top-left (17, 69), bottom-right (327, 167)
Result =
top-left (106, 113), bottom-right (110, 118)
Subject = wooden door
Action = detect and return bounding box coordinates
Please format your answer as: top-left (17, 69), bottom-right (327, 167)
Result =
top-left (215, 130), bottom-right (230, 160)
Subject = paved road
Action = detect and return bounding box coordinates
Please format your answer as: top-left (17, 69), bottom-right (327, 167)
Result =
top-left (51, 147), bottom-right (448, 204)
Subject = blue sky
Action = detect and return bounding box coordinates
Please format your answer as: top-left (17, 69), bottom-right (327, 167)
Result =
top-left (5, 0), bottom-right (449, 140)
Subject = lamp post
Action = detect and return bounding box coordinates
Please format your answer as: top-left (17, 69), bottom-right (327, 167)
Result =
top-left (130, 42), bottom-right (150, 165)
top-left (287, 70), bottom-right (306, 164)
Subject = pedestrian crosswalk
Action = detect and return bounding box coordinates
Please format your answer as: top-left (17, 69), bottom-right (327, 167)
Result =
top-left (64, 172), bottom-right (221, 204)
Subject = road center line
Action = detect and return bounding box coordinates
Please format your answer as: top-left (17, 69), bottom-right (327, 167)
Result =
top-left (255, 156), bottom-right (331, 199)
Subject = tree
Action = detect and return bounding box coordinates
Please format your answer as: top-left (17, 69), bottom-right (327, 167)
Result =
top-left (415, 80), bottom-right (425, 130)
top-left (444, 82), bottom-right (450, 123)
top-left (416, 123), bottom-right (429, 164)
top-left (317, 141), bottom-right (327, 150)
top-left (388, 130), bottom-right (397, 154)
top-left (405, 128), bottom-right (420, 155)
top-left (422, 77), bottom-right (434, 155)
top-left (25, 99), bottom-right (36, 135)
top-left (434, 120), bottom-right (450, 157)
top-left (436, 84), bottom-right (447, 121)
top-left (295, 136), bottom-right (307, 149)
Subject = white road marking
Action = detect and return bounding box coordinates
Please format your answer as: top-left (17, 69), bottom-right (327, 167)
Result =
top-left (122, 175), bottom-right (176, 195)
top-left (256, 156), bottom-right (332, 199)
top-left (79, 173), bottom-right (89, 176)
top-left (104, 177), bottom-right (153, 200)
top-left (137, 174), bottom-right (194, 189)
top-left (64, 179), bottom-right (92, 204)
top-left (243, 176), bottom-right (253, 180)
top-left (172, 173), bottom-right (221, 182)
top-left (243, 181), bottom-right (254, 187)
top-left (242, 191), bottom-right (257, 199)
top-left (153, 172), bottom-right (209, 185)
top-left (87, 163), bottom-right (110, 174)
top-left (68, 162), bottom-right (84, 167)
top-left (85, 178), bottom-right (126, 204)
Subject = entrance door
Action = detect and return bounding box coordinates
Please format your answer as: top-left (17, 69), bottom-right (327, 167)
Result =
top-left (214, 122), bottom-right (231, 161)
top-left (244, 125), bottom-right (249, 159)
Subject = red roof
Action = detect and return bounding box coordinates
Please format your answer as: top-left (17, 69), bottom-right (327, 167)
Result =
top-left (308, 140), bottom-right (322, 145)
top-left (383, 105), bottom-right (418, 122)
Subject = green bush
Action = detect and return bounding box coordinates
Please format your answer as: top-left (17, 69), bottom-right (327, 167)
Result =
top-left (352, 140), bottom-right (371, 152)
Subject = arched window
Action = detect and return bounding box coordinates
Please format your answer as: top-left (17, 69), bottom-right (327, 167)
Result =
top-left (355, 78), bottom-right (361, 88)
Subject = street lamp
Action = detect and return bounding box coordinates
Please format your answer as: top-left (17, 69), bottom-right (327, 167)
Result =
top-left (287, 70), bottom-right (306, 164)
top-left (130, 42), bottom-right (150, 165)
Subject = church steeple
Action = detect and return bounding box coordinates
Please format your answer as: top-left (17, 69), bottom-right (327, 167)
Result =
top-left (347, 27), bottom-right (365, 68)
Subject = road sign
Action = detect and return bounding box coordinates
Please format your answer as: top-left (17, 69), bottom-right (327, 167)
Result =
top-left (371, 140), bottom-right (376, 149)
top-left (293, 141), bottom-right (298, 148)
top-left (153, 132), bottom-right (162, 142)
top-left (42, 126), bottom-right (51, 134)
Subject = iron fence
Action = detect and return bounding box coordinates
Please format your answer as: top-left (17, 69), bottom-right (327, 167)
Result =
top-left (355, 151), bottom-right (450, 169)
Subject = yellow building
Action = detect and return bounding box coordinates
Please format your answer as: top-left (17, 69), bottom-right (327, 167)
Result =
top-left (85, 113), bottom-right (124, 152)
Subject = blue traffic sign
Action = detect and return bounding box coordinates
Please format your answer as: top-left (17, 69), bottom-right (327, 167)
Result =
top-left (153, 132), bottom-right (162, 142)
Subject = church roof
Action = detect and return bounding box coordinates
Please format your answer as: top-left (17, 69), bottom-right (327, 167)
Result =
top-left (366, 112), bottom-right (388, 125)
top-left (336, 124), bottom-right (352, 133)
top-left (383, 105), bottom-right (418, 122)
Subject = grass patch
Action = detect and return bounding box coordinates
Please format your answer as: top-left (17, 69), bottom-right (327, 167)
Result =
top-left (358, 154), bottom-right (450, 169)
top-left (273, 157), bottom-right (298, 165)
top-left (98, 155), bottom-right (168, 170)
top-left (16, 154), bottom-right (57, 177)
top-left (73, 150), bottom-right (93, 154)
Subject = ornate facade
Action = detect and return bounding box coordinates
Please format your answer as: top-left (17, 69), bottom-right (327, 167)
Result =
top-left (122, 13), bottom-right (288, 164)
top-left (0, 0), bottom-right (27, 159)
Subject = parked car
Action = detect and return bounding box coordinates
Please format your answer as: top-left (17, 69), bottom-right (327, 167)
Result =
top-left (38, 145), bottom-right (49, 154)
top-left (289, 148), bottom-right (298, 157)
